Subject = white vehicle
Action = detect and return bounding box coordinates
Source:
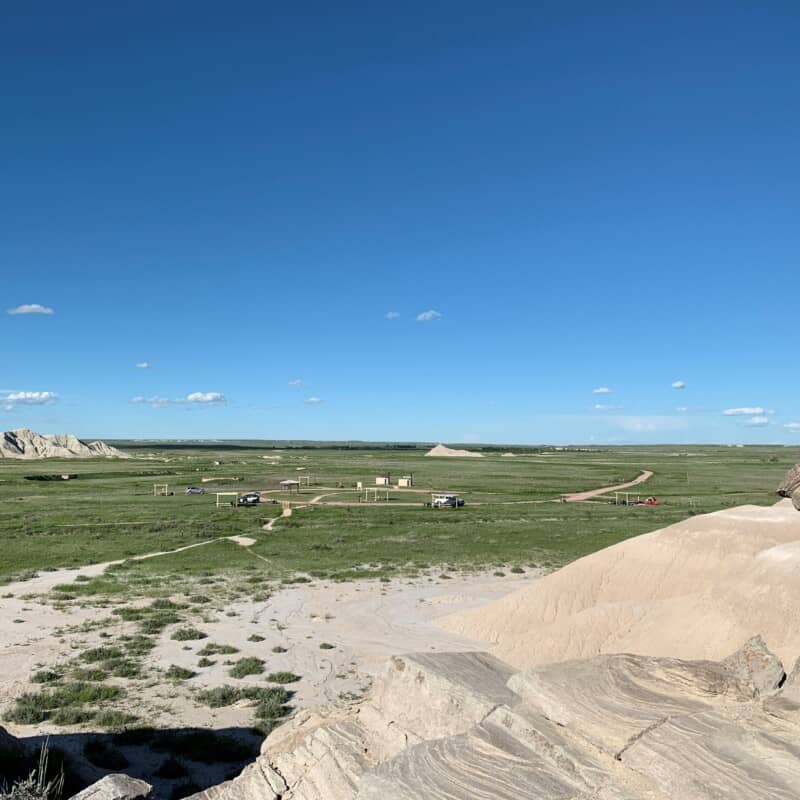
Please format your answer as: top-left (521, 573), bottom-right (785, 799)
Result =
top-left (432, 493), bottom-right (464, 508)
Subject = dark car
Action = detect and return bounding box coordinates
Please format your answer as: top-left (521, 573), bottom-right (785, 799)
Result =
top-left (237, 492), bottom-right (261, 506)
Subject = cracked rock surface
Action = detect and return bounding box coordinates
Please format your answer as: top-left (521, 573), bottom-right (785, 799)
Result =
top-left (188, 639), bottom-right (800, 800)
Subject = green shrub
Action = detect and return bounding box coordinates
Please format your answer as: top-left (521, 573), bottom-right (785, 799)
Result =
top-left (165, 665), bottom-right (196, 681)
top-left (247, 634), bottom-right (265, 642)
top-left (198, 643), bottom-right (239, 656)
top-left (80, 646), bottom-right (122, 663)
top-left (271, 646), bottom-right (287, 653)
top-left (170, 627), bottom-right (207, 642)
top-left (318, 642), bottom-right (334, 650)
top-left (31, 670), bottom-right (61, 685)
top-left (229, 658), bottom-right (264, 679)
top-left (197, 657), bottom-right (215, 668)
top-left (50, 707), bottom-right (95, 726)
top-left (266, 671), bottom-right (300, 684)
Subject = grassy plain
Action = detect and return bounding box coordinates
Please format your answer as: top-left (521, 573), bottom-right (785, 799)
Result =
top-left (1, 442), bottom-right (796, 584)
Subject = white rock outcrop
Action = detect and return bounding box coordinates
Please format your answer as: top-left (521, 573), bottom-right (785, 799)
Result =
top-left (424, 444), bottom-right (483, 458)
top-left (0, 428), bottom-right (128, 459)
top-left (441, 499), bottom-right (800, 668)
top-left (187, 639), bottom-right (800, 800)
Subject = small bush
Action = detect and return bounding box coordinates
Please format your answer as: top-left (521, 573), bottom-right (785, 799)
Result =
top-left (229, 658), bottom-right (264, 679)
top-left (318, 642), bottom-right (334, 650)
top-left (197, 657), bottom-right (215, 668)
top-left (197, 643), bottom-right (238, 656)
top-left (170, 627), bottom-right (207, 642)
top-left (247, 634), bottom-right (265, 642)
top-left (70, 667), bottom-right (107, 682)
top-left (165, 665), bottom-right (196, 681)
top-left (31, 670), bottom-right (62, 685)
top-left (510, 566), bottom-right (525, 574)
top-left (187, 595), bottom-right (211, 604)
top-left (271, 646), bottom-right (287, 653)
top-left (80, 646), bottom-right (123, 663)
top-left (266, 671), bottom-right (300, 684)
top-left (50, 707), bottom-right (95, 726)
top-left (93, 710), bottom-right (139, 732)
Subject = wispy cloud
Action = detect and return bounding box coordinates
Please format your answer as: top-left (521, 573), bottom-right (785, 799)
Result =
top-left (785, 422), bottom-right (800, 432)
top-left (288, 379), bottom-right (304, 387)
top-left (744, 416), bottom-right (770, 427)
top-left (416, 309), bottom-right (442, 322)
top-left (672, 380), bottom-right (686, 390)
top-left (304, 396), bottom-right (322, 405)
top-left (592, 387), bottom-right (612, 395)
top-left (135, 362), bottom-right (152, 369)
top-left (7, 303), bottom-right (54, 316)
top-left (594, 403), bottom-right (624, 411)
top-left (675, 406), bottom-right (689, 412)
top-left (723, 407), bottom-right (764, 416)
top-left (1, 390), bottom-right (59, 411)
top-left (186, 392), bottom-right (225, 404)
top-left (130, 392), bottom-right (226, 408)
top-left (385, 311), bottom-right (400, 319)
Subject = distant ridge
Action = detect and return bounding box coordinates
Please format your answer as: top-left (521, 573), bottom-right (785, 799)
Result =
top-left (425, 443), bottom-right (484, 458)
top-left (0, 428), bottom-right (129, 459)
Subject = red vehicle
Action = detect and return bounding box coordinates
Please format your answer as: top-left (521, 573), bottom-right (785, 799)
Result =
top-left (643, 497), bottom-right (660, 506)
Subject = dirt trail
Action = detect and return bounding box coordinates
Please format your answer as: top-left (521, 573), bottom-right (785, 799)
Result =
top-left (263, 504), bottom-right (294, 532)
top-left (561, 470), bottom-right (654, 502)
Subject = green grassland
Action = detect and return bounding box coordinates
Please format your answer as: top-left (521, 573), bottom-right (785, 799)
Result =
top-left (0, 442), bottom-right (796, 585)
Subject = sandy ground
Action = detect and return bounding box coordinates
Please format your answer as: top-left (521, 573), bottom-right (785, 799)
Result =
top-left (562, 469), bottom-right (653, 502)
top-left (0, 568), bottom-right (535, 737)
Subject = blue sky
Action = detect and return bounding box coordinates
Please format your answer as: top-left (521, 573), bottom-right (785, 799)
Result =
top-left (2, 2), bottom-right (798, 444)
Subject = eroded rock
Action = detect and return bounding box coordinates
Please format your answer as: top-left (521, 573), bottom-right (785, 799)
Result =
top-left (68, 775), bottom-right (152, 800)
top-left (777, 465), bottom-right (800, 510)
top-left (190, 642), bottom-right (800, 800)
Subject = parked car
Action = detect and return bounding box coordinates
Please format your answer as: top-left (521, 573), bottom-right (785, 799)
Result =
top-left (432, 494), bottom-right (465, 508)
top-left (185, 486), bottom-right (205, 495)
top-left (237, 492), bottom-right (261, 506)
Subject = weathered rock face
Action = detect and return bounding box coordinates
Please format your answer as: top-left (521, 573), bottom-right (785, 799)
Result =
top-left (777, 464), bottom-right (800, 510)
top-left (441, 500), bottom-right (800, 669)
top-left (68, 774), bottom-right (152, 800)
top-left (188, 641), bottom-right (800, 800)
top-left (0, 429), bottom-right (128, 459)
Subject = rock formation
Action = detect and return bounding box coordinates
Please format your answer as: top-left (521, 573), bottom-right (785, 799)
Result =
top-left (441, 500), bottom-right (800, 668)
top-left (0, 429), bottom-right (128, 459)
top-left (187, 638), bottom-right (800, 799)
top-left (69, 775), bottom-right (152, 800)
top-left (424, 444), bottom-right (483, 458)
top-left (777, 464), bottom-right (800, 510)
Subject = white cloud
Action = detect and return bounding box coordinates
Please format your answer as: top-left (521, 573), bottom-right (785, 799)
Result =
top-left (186, 392), bottom-right (225, 404)
top-left (130, 392), bottom-right (225, 408)
top-left (744, 416), bottom-right (770, 427)
top-left (592, 387), bottom-right (612, 395)
top-left (385, 311), bottom-right (400, 319)
top-left (785, 422), bottom-right (800, 432)
top-left (416, 309), bottom-right (442, 322)
top-left (288, 379), bottom-right (304, 387)
top-left (6, 303), bottom-right (55, 316)
top-left (723, 407), bottom-right (764, 416)
top-left (135, 362), bottom-right (152, 369)
top-left (672, 380), bottom-right (686, 390)
top-left (594, 404), bottom-right (624, 411)
top-left (304, 396), bottom-right (322, 405)
top-left (1, 390), bottom-right (58, 411)
top-left (675, 406), bottom-right (688, 412)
